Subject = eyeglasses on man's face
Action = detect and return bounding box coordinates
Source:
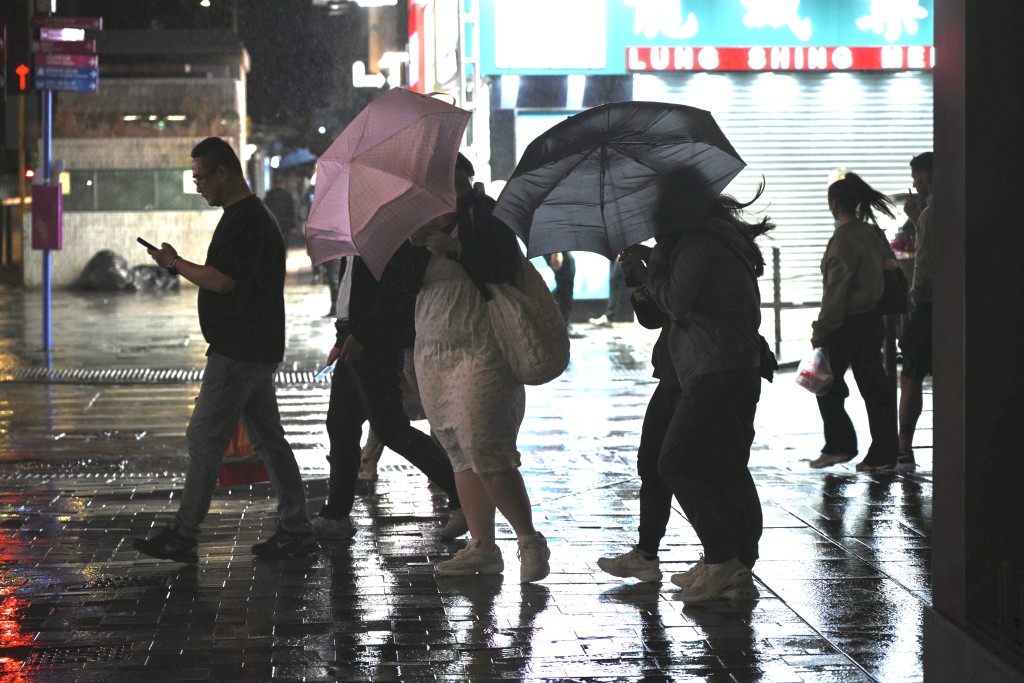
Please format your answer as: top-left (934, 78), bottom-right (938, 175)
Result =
top-left (193, 165), bottom-right (220, 187)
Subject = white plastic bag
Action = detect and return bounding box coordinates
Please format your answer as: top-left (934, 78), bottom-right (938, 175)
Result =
top-left (795, 347), bottom-right (834, 396)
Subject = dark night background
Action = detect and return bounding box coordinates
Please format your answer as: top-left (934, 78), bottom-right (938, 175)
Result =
top-left (56, 0), bottom-right (379, 150)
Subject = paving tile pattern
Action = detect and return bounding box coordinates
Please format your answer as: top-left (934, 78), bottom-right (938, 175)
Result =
top-left (0, 280), bottom-right (932, 682)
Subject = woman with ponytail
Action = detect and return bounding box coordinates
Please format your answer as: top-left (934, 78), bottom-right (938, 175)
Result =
top-left (809, 172), bottom-right (900, 472)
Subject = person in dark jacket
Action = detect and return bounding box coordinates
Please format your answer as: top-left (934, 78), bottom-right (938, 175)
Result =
top-left (312, 245), bottom-right (468, 541)
top-left (620, 179), bottom-right (773, 603)
top-left (596, 245), bottom-right (681, 583)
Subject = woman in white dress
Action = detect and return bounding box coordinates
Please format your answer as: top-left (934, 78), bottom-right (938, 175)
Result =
top-left (410, 156), bottom-right (550, 583)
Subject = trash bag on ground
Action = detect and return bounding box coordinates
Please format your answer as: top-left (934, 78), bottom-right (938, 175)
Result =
top-left (73, 250), bottom-right (180, 292)
top-left (73, 250), bottom-right (135, 291)
top-left (131, 265), bottom-right (179, 291)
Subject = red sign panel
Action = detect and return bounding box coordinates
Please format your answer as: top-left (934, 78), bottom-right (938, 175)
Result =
top-left (626, 46), bottom-right (935, 72)
top-left (31, 184), bottom-right (63, 251)
top-left (34, 52), bottom-right (98, 69)
top-left (32, 39), bottom-right (96, 54)
top-left (31, 16), bottom-right (103, 31)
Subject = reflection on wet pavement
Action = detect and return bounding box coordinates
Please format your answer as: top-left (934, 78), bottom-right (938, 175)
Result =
top-left (0, 280), bottom-right (931, 681)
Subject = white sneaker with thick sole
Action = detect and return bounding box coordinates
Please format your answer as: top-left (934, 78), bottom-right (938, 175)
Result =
top-left (312, 515), bottom-right (356, 540)
top-left (670, 556), bottom-right (706, 590)
top-left (435, 540), bottom-right (504, 576)
top-left (597, 546), bottom-right (662, 582)
top-left (439, 508), bottom-right (469, 540)
top-left (356, 458), bottom-right (378, 482)
top-left (720, 574), bottom-right (760, 600)
top-left (682, 558), bottom-right (751, 603)
top-left (809, 453), bottom-right (856, 469)
top-left (518, 533), bottom-right (551, 583)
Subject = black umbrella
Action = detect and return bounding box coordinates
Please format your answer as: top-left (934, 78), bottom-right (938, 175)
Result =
top-left (493, 101), bottom-right (745, 259)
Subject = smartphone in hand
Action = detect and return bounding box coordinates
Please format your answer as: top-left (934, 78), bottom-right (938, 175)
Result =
top-left (137, 236), bottom-right (158, 250)
top-left (314, 363), bottom-right (336, 381)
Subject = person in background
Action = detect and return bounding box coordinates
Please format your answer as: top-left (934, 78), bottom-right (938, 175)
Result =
top-left (134, 136), bottom-right (316, 562)
top-left (897, 152), bottom-right (934, 469)
top-left (409, 154), bottom-right (551, 583)
top-left (263, 172), bottom-right (297, 248)
top-left (589, 259), bottom-right (634, 326)
top-left (545, 251), bottom-right (581, 338)
top-left (809, 172), bottom-right (900, 472)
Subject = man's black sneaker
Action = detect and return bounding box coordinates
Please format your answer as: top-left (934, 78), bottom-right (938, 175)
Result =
top-left (133, 525), bottom-right (198, 564)
top-left (855, 458), bottom-right (897, 472)
top-left (252, 529), bottom-right (319, 559)
top-left (896, 451), bottom-right (917, 470)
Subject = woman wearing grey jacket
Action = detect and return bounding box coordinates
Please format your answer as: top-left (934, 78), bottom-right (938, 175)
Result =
top-left (809, 172), bottom-right (900, 472)
top-left (621, 181), bottom-right (773, 603)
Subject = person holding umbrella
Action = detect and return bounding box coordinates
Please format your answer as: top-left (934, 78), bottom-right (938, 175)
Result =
top-left (408, 154), bottom-right (551, 583)
top-left (619, 178), bottom-right (773, 602)
top-left (312, 244), bottom-right (469, 542)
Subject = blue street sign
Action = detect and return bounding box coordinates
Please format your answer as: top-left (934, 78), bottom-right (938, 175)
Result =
top-left (34, 64), bottom-right (99, 92)
top-left (35, 73), bottom-right (98, 92)
top-left (36, 64), bottom-right (98, 80)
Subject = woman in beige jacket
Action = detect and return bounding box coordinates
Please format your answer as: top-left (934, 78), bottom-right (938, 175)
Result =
top-left (809, 172), bottom-right (900, 472)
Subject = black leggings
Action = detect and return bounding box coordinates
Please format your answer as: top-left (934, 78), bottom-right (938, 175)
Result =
top-left (657, 368), bottom-right (762, 568)
top-left (636, 380), bottom-right (679, 555)
top-left (322, 345), bottom-right (460, 518)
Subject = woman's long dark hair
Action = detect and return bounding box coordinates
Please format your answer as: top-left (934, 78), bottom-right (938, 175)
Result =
top-left (707, 181), bottom-right (775, 277)
top-left (827, 171), bottom-right (896, 225)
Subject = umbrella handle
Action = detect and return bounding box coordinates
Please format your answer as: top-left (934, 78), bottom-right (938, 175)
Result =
top-left (428, 92), bottom-right (457, 106)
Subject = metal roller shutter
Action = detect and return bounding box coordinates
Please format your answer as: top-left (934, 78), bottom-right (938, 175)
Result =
top-left (633, 70), bottom-right (933, 306)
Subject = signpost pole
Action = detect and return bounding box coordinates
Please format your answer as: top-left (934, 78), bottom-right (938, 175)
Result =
top-left (30, 14), bottom-right (101, 357)
top-left (41, 88), bottom-right (52, 354)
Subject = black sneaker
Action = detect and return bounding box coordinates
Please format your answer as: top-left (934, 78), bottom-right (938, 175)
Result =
top-left (252, 529), bottom-right (319, 559)
top-left (133, 525), bottom-right (198, 564)
top-left (855, 458), bottom-right (897, 472)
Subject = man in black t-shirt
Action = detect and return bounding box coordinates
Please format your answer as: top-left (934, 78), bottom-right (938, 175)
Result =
top-left (134, 137), bottom-right (316, 563)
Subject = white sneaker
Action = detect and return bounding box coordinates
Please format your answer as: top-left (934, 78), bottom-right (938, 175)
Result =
top-left (517, 533), bottom-right (551, 583)
top-left (435, 540), bottom-right (504, 576)
top-left (670, 556), bottom-right (706, 590)
top-left (720, 574), bottom-right (760, 600)
top-left (439, 508), bottom-right (469, 540)
top-left (682, 558), bottom-right (751, 603)
top-left (588, 314), bottom-right (611, 327)
top-left (356, 457), bottom-right (378, 482)
top-left (311, 515), bottom-right (356, 540)
top-left (597, 546), bottom-right (662, 582)
top-left (809, 453), bottom-right (856, 469)
top-left (357, 430), bottom-right (383, 481)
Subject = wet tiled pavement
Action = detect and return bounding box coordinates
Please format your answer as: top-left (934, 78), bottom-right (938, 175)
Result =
top-left (0, 271), bottom-right (932, 682)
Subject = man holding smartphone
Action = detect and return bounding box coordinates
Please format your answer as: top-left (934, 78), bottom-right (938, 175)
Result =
top-left (133, 137), bottom-right (316, 563)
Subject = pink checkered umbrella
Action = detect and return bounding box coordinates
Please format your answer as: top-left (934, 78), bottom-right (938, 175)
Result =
top-left (304, 88), bottom-right (471, 278)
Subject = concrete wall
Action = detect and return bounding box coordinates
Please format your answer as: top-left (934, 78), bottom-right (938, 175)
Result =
top-left (50, 136), bottom-right (200, 170)
top-left (21, 137), bottom-right (233, 289)
top-left (21, 209), bottom-right (219, 288)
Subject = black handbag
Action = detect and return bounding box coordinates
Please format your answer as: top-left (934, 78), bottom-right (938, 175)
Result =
top-left (879, 266), bottom-right (910, 315)
top-left (874, 226), bottom-right (910, 316)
